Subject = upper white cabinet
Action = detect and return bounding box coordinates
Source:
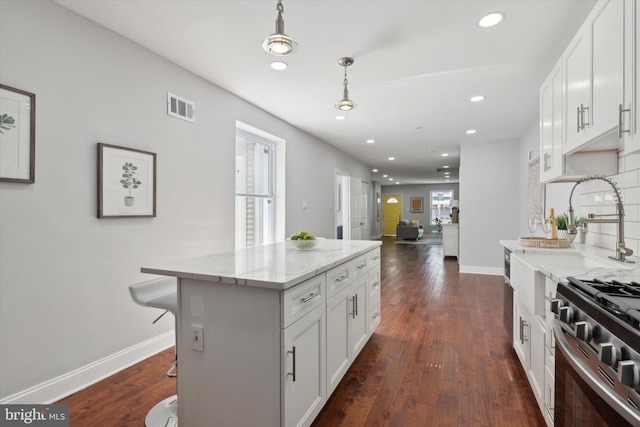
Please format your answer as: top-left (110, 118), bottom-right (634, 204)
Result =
top-left (540, 58), bottom-right (564, 182)
top-left (564, 0), bottom-right (625, 154)
top-left (623, 0), bottom-right (640, 153)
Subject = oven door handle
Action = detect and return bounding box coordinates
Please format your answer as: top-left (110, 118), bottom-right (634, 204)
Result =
top-left (552, 320), bottom-right (640, 426)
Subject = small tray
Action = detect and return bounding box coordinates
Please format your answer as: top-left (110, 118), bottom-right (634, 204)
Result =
top-left (518, 237), bottom-right (571, 248)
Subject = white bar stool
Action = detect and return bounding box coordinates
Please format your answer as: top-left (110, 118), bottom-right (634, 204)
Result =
top-left (129, 277), bottom-right (178, 427)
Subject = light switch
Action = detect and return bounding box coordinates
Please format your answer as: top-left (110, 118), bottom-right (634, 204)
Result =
top-left (192, 325), bottom-right (204, 351)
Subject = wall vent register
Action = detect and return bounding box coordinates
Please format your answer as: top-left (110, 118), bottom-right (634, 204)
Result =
top-left (167, 92), bottom-right (195, 123)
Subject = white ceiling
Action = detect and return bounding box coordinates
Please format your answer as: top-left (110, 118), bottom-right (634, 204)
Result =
top-left (54, 0), bottom-right (596, 185)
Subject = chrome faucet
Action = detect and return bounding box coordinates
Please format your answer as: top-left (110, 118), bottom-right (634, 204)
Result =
top-left (568, 175), bottom-right (635, 263)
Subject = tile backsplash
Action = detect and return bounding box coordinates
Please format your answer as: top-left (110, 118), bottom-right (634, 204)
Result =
top-left (578, 151), bottom-right (640, 256)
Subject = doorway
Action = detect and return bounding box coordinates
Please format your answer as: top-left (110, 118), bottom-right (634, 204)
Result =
top-left (383, 194), bottom-right (402, 236)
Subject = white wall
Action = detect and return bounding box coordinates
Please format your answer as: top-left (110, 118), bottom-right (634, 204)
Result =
top-left (0, 0), bottom-right (371, 402)
top-left (459, 139), bottom-right (520, 274)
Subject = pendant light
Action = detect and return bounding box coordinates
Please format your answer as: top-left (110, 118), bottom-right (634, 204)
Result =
top-left (335, 57), bottom-right (356, 111)
top-left (262, 0), bottom-right (298, 56)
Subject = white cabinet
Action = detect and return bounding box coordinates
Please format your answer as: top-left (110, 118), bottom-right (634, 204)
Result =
top-left (282, 303), bottom-right (326, 427)
top-left (564, 0), bottom-right (625, 154)
top-left (326, 274), bottom-right (369, 395)
top-left (367, 269), bottom-right (381, 335)
top-left (513, 293), bottom-right (531, 369)
top-left (623, 0), bottom-right (640, 153)
top-left (442, 224), bottom-right (459, 258)
top-left (564, 22), bottom-right (591, 151)
top-left (540, 58), bottom-right (564, 182)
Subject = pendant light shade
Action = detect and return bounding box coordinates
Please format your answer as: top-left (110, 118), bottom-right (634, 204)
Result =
top-left (335, 57), bottom-right (356, 111)
top-left (262, 0), bottom-right (298, 56)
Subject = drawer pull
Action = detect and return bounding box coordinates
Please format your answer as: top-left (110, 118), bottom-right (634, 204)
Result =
top-left (287, 346), bottom-right (296, 382)
top-left (372, 312), bottom-right (380, 319)
top-left (357, 263), bottom-right (367, 270)
top-left (301, 292), bottom-right (319, 304)
top-left (372, 255), bottom-right (380, 261)
top-left (335, 274), bottom-right (348, 283)
top-left (372, 281), bottom-right (379, 287)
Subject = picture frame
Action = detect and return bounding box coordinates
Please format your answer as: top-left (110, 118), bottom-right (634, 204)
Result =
top-left (410, 197), bottom-right (423, 213)
top-left (98, 143), bottom-right (156, 218)
top-left (0, 84), bottom-right (36, 183)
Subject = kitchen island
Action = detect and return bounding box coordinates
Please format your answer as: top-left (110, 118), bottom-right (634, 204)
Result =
top-left (141, 239), bottom-right (382, 427)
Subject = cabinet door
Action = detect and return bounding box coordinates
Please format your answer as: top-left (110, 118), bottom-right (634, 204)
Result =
top-left (540, 58), bottom-right (564, 182)
top-left (564, 24), bottom-right (591, 152)
top-left (349, 276), bottom-right (368, 359)
top-left (624, 0), bottom-right (640, 153)
top-left (590, 0), bottom-right (625, 138)
top-left (326, 291), bottom-right (351, 395)
top-left (513, 294), bottom-right (530, 369)
top-left (367, 269), bottom-right (381, 335)
top-left (282, 303), bottom-right (326, 427)
top-left (529, 319), bottom-right (545, 408)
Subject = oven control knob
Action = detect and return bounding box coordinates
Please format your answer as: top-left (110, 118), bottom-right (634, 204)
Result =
top-left (559, 306), bottom-right (573, 324)
top-left (574, 321), bottom-right (592, 341)
top-left (550, 299), bottom-right (563, 315)
top-left (618, 360), bottom-right (640, 388)
top-left (599, 343), bottom-right (620, 367)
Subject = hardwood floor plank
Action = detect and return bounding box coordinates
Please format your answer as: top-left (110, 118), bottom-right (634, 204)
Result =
top-left (57, 237), bottom-right (544, 427)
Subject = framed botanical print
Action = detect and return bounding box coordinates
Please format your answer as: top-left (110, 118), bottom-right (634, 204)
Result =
top-left (0, 84), bottom-right (36, 183)
top-left (98, 143), bottom-right (156, 218)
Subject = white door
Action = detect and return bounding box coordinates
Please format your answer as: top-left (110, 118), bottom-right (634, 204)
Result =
top-left (359, 180), bottom-right (369, 240)
top-left (349, 177), bottom-right (361, 240)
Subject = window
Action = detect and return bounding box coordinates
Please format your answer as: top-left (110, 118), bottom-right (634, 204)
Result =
top-left (430, 190), bottom-right (454, 225)
top-left (235, 130), bottom-right (275, 249)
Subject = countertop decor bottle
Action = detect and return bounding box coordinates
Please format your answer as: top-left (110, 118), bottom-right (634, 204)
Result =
top-left (549, 208), bottom-right (558, 240)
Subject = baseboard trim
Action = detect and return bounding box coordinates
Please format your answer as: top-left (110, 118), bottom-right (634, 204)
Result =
top-left (459, 265), bottom-right (502, 276)
top-left (0, 331), bottom-right (175, 405)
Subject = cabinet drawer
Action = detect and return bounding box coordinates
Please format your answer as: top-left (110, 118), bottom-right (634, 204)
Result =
top-left (282, 274), bottom-right (326, 328)
top-left (326, 262), bottom-right (351, 298)
top-left (351, 254), bottom-right (370, 279)
top-left (367, 248), bottom-right (381, 268)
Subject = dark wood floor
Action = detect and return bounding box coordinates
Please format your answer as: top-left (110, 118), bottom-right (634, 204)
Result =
top-left (57, 237), bottom-right (545, 426)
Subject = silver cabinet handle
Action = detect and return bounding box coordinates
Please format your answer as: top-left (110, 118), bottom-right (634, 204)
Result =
top-left (372, 312), bottom-right (380, 319)
top-left (354, 293), bottom-right (358, 316)
top-left (372, 281), bottom-right (380, 288)
top-left (619, 104), bottom-right (631, 138)
top-left (357, 262), bottom-right (366, 270)
top-left (577, 106), bottom-right (581, 133)
top-left (287, 346), bottom-right (296, 382)
top-left (301, 292), bottom-right (319, 303)
top-left (580, 104), bottom-right (589, 129)
top-left (335, 274), bottom-right (348, 283)
top-left (350, 296), bottom-right (357, 319)
top-left (543, 152), bottom-right (551, 172)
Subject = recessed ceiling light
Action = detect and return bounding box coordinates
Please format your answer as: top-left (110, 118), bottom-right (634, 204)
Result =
top-left (446, 179), bottom-right (450, 183)
top-left (470, 95), bottom-right (485, 102)
top-left (383, 174), bottom-right (388, 178)
top-left (441, 153), bottom-right (449, 157)
top-left (443, 165), bottom-right (449, 168)
top-left (336, 115), bottom-right (346, 120)
top-left (388, 157), bottom-right (395, 160)
top-left (395, 182), bottom-right (400, 185)
top-left (270, 61), bottom-right (288, 70)
top-left (389, 178), bottom-right (394, 181)
top-left (366, 139), bottom-right (375, 144)
top-left (466, 129), bottom-right (477, 134)
top-left (372, 169), bottom-right (378, 172)
top-left (479, 12), bottom-right (505, 28)
top-left (445, 171), bottom-right (450, 175)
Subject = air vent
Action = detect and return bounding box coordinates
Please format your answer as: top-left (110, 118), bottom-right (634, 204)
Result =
top-left (167, 92), bottom-right (195, 123)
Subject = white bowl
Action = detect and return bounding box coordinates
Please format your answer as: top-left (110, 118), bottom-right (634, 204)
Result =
top-left (287, 237), bottom-right (321, 250)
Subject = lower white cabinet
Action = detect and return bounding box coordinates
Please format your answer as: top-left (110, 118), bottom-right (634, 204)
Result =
top-left (282, 303), bottom-right (326, 427)
top-left (442, 224), bottom-right (459, 258)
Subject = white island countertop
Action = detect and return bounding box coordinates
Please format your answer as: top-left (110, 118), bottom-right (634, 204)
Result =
top-left (500, 240), bottom-right (639, 283)
top-left (141, 239), bottom-right (381, 290)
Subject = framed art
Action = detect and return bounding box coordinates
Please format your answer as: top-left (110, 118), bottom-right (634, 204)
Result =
top-left (410, 197), bottom-right (423, 213)
top-left (98, 143), bottom-right (156, 218)
top-left (0, 84), bottom-right (36, 183)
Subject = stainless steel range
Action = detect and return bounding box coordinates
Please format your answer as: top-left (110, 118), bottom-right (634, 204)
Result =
top-left (553, 276), bottom-right (640, 426)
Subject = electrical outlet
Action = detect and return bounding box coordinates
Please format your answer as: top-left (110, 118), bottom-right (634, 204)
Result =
top-left (192, 325), bottom-right (204, 351)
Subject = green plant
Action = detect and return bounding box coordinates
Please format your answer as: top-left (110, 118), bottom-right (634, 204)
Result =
top-left (120, 162), bottom-right (141, 195)
top-left (434, 217), bottom-right (442, 226)
top-left (556, 213), bottom-right (580, 230)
